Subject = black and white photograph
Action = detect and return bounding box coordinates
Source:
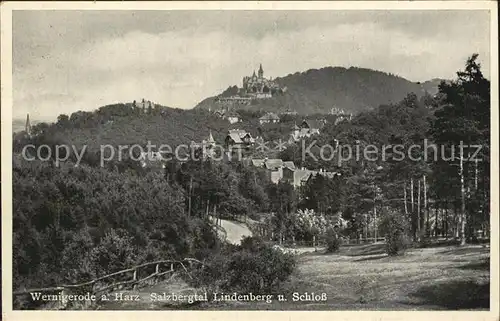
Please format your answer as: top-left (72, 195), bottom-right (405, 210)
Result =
top-left (1, 1), bottom-right (498, 318)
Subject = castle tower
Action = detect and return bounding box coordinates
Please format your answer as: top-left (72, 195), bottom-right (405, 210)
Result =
top-left (258, 64), bottom-right (264, 78)
top-left (25, 113), bottom-right (31, 137)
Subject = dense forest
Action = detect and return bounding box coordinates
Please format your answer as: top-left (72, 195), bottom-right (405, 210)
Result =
top-left (279, 54), bottom-right (490, 243)
top-left (13, 105), bottom-right (230, 154)
top-left (13, 102), bottom-right (338, 158)
top-left (12, 55), bottom-right (490, 302)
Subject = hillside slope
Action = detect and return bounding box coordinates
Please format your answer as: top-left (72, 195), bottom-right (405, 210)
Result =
top-left (195, 66), bottom-right (445, 115)
top-left (17, 104), bottom-right (232, 153)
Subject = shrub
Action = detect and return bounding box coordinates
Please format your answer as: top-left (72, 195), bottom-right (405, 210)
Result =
top-left (418, 235), bottom-right (432, 248)
top-left (191, 237), bottom-right (296, 294)
top-left (379, 210), bottom-right (412, 256)
top-left (325, 228), bottom-right (341, 253)
top-left (88, 229), bottom-right (139, 276)
top-left (190, 251), bottom-right (231, 294)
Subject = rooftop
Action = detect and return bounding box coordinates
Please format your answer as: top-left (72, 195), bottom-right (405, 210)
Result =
top-left (260, 112), bottom-right (280, 121)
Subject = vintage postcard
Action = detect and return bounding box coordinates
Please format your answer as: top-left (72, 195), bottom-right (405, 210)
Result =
top-left (1, 1), bottom-right (498, 321)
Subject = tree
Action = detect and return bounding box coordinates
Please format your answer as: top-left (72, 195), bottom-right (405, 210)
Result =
top-left (429, 54), bottom-right (490, 245)
top-left (267, 181), bottom-right (297, 244)
top-left (300, 173), bottom-right (344, 216)
top-left (292, 209), bottom-right (332, 248)
top-left (56, 114), bottom-right (70, 128)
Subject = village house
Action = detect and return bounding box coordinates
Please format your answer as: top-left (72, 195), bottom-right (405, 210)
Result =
top-left (301, 119), bottom-right (324, 135)
top-left (283, 166), bottom-right (340, 188)
top-left (251, 158), bottom-right (296, 184)
top-left (280, 108), bottom-right (298, 116)
top-left (249, 156), bottom-right (340, 187)
top-left (305, 169), bottom-right (342, 183)
top-left (329, 107), bottom-right (346, 115)
top-left (282, 166), bottom-right (314, 188)
top-left (225, 129), bottom-right (254, 149)
top-left (334, 113), bottom-right (353, 125)
top-left (259, 112), bottom-right (280, 125)
top-left (225, 110), bottom-right (241, 124)
top-left (213, 109), bottom-right (225, 118)
top-left (289, 119), bottom-right (324, 142)
top-left (330, 107), bottom-right (353, 125)
top-left (211, 106), bottom-right (241, 124)
top-left (138, 150), bottom-right (165, 168)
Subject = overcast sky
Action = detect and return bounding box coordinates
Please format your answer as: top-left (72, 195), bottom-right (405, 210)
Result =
top-left (13, 10), bottom-right (491, 121)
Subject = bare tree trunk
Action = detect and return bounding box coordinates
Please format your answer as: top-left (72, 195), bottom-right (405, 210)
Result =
top-left (482, 161), bottom-right (488, 238)
top-left (459, 151), bottom-right (466, 246)
top-left (417, 178), bottom-right (421, 240)
top-left (404, 180), bottom-right (408, 216)
top-left (410, 178), bottom-right (414, 213)
top-left (411, 178), bottom-right (415, 239)
top-left (434, 202), bottom-right (439, 238)
top-left (188, 176), bottom-right (193, 217)
top-left (280, 223), bottom-right (283, 246)
top-left (213, 203), bottom-right (217, 225)
top-left (475, 158), bottom-right (478, 190)
top-left (424, 175), bottom-right (428, 237)
top-left (364, 216), bottom-right (368, 242)
top-left (444, 202), bottom-right (448, 239)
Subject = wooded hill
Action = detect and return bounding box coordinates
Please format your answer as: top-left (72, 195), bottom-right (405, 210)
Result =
top-left (14, 104), bottom-right (233, 154)
top-left (195, 66), bottom-right (445, 115)
top-left (14, 103), bottom-right (341, 159)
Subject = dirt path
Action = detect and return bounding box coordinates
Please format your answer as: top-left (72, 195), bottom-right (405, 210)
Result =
top-left (209, 216), bottom-right (253, 245)
top-left (218, 219), bottom-right (253, 245)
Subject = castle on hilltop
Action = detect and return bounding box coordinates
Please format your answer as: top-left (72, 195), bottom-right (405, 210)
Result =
top-left (242, 64), bottom-right (285, 99)
top-left (215, 64), bottom-right (287, 106)
top-left (133, 98), bottom-right (155, 111)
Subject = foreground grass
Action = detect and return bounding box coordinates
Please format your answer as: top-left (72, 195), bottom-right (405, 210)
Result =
top-left (98, 243), bottom-right (490, 311)
top-left (270, 244), bottom-right (490, 310)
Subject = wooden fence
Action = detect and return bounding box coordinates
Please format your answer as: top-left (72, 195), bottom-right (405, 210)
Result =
top-left (13, 257), bottom-right (204, 310)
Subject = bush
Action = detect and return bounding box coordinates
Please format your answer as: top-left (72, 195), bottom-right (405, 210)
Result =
top-left (325, 228), bottom-right (341, 253)
top-left (88, 229), bottom-right (139, 276)
top-left (379, 210), bottom-right (412, 256)
top-left (418, 235), bottom-right (432, 248)
top-left (191, 237), bottom-right (296, 294)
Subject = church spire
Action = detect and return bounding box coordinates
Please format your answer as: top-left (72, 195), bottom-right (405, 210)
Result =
top-left (207, 130), bottom-right (215, 143)
top-left (258, 63), bottom-right (264, 78)
top-left (25, 113), bottom-right (31, 136)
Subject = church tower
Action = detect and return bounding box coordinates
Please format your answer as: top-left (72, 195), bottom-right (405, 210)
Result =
top-left (258, 64), bottom-right (264, 78)
top-left (25, 113), bottom-right (32, 137)
top-left (207, 130), bottom-right (215, 146)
